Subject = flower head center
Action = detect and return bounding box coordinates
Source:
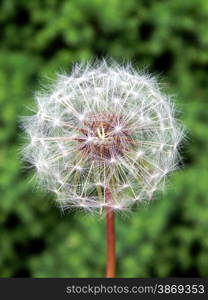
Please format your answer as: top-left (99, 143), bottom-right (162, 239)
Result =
top-left (97, 127), bottom-right (106, 140)
top-left (77, 113), bottom-right (134, 161)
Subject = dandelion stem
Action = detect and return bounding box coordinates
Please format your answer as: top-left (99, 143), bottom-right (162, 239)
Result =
top-left (105, 185), bottom-right (116, 278)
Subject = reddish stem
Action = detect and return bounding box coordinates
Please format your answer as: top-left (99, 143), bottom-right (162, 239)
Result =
top-left (105, 186), bottom-right (116, 278)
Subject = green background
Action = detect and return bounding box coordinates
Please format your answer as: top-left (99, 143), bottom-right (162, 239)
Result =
top-left (0, 0), bottom-right (208, 277)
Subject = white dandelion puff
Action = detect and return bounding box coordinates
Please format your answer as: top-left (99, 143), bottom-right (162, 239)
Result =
top-left (22, 60), bottom-right (184, 212)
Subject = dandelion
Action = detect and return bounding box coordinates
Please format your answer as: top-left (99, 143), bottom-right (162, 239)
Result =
top-left (22, 60), bottom-right (183, 277)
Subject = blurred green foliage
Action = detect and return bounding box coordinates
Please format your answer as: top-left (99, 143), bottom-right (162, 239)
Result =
top-left (0, 0), bottom-right (208, 277)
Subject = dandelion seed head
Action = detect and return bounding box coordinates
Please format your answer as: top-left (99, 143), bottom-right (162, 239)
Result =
top-left (78, 114), bottom-right (85, 121)
top-left (135, 150), bottom-right (144, 159)
top-left (22, 59), bottom-right (184, 213)
top-left (114, 125), bottom-right (123, 133)
top-left (74, 165), bottom-right (83, 172)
